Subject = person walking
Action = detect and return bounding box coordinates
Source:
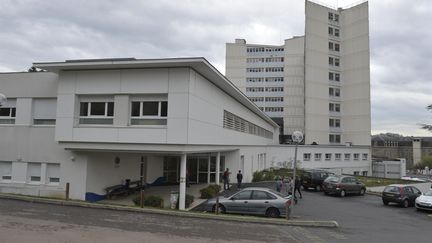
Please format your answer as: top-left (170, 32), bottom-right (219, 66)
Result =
top-left (223, 168), bottom-right (230, 190)
top-left (236, 170), bottom-right (243, 189)
top-left (294, 176), bottom-right (302, 199)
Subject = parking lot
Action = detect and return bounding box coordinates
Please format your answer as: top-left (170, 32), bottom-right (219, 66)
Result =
top-left (200, 182), bottom-right (432, 243)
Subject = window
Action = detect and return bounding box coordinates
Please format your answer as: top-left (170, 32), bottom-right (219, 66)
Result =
top-left (329, 57), bottom-right (334, 65)
top-left (335, 73), bottom-right (340, 82)
top-left (353, 154), bottom-right (360, 160)
top-left (265, 87), bottom-right (284, 92)
top-left (265, 67), bottom-right (284, 72)
top-left (329, 72), bottom-right (341, 82)
top-left (314, 153), bottom-right (322, 161)
top-left (265, 107), bottom-right (283, 112)
top-left (329, 134), bottom-right (341, 143)
top-left (344, 153), bottom-right (351, 160)
top-left (0, 98), bottom-right (16, 124)
top-left (325, 153), bottom-right (332, 160)
top-left (246, 78), bottom-right (264, 83)
top-left (329, 72), bottom-right (334, 81)
top-left (329, 42), bottom-right (334, 51)
top-left (27, 163), bottom-right (41, 183)
top-left (329, 118), bottom-right (341, 128)
top-left (79, 101), bottom-right (114, 125)
top-left (334, 28), bottom-right (340, 37)
top-left (335, 153), bottom-right (341, 160)
top-left (335, 58), bottom-right (340, 66)
top-left (362, 171), bottom-right (368, 176)
top-left (0, 161), bottom-right (12, 181)
top-left (353, 171), bottom-right (360, 176)
top-left (131, 101), bottom-right (168, 125)
top-left (46, 163), bottom-right (60, 184)
top-left (265, 77), bottom-right (284, 82)
top-left (33, 98), bottom-right (57, 125)
top-left (329, 88), bottom-right (341, 97)
top-left (250, 97), bottom-right (264, 102)
top-left (265, 97), bottom-right (284, 102)
top-left (328, 12), bottom-right (333, 21)
top-left (334, 14), bottom-right (339, 22)
top-left (335, 43), bottom-right (340, 52)
top-left (328, 27), bottom-right (333, 35)
top-left (246, 68), bottom-right (264, 73)
top-left (362, 154), bottom-right (368, 160)
top-left (303, 153), bottom-right (311, 161)
top-left (329, 103), bottom-right (341, 112)
top-left (246, 87), bottom-right (264, 92)
top-left (232, 190), bottom-right (252, 200)
top-left (251, 190), bottom-right (273, 200)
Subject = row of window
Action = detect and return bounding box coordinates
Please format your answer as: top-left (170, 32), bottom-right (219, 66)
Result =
top-left (246, 87), bottom-right (284, 92)
top-left (249, 97), bottom-right (284, 102)
top-left (79, 100), bottom-right (168, 126)
top-left (0, 161), bottom-right (60, 185)
top-left (246, 67), bottom-right (284, 73)
top-left (246, 77), bottom-right (284, 83)
top-left (0, 98), bottom-right (57, 125)
top-left (265, 107), bottom-right (283, 112)
top-left (328, 27), bottom-right (340, 37)
top-left (329, 118), bottom-right (341, 128)
top-left (223, 110), bottom-right (273, 139)
top-left (246, 57), bottom-right (284, 63)
top-left (246, 47), bottom-right (284, 53)
top-left (304, 153), bottom-right (368, 161)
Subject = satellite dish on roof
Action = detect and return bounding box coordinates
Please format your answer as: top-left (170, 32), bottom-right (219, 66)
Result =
top-left (0, 93), bottom-right (7, 107)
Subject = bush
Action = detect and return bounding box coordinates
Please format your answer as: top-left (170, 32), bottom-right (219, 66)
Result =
top-left (200, 184), bottom-right (221, 199)
top-left (263, 170), bottom-right (276, 181)
top-left (252, 171), bottom-right (264, 182)
top-left (133, 195), bottom-right (164, 208)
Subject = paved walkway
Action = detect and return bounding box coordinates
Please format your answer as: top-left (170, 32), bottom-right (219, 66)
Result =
top-left (100, 184), bottom-right (208, 209)
top-left (367, 182), bottom-right (432, 194)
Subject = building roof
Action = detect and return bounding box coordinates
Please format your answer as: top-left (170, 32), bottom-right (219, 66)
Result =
top-left (33, 57), bottom-right (279, 128)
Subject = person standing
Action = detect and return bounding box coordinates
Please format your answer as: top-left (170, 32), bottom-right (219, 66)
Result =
top-left (294, 176), bottom-right (302, 199)
top-left (276, 176), bottom-right (283, 192)
top-left (236, 170), bottom-right (243, 189)
top-left (223, 168), bottom-right (230, 190)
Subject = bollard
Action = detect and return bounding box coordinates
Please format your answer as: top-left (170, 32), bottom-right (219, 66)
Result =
top-left (215, 196), bottom-right (219, 215)
top-left (140, 189), bottom-right (144, 208)
top-left (65, 182), bottom-right (70, 200)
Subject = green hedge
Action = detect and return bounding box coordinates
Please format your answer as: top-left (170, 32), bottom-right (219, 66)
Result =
top-left (200, 184), bottom-right (221, 199)
top-left (252, 168), bottom-right (305, 182)
top-left (133, 195), bottom-right (164, 208)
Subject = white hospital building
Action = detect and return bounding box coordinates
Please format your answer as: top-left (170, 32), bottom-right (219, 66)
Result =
top-left (0, 1), bottom-right (371, 209)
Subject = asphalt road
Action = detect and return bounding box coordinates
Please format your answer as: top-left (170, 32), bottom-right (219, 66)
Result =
top-left (0, 198), bottom-right (344, 243)
top-left (1, 187), bottom-right (431, 243)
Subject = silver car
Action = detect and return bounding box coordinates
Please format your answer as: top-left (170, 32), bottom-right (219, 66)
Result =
top-left (206, 187), bottom-right (293, 217)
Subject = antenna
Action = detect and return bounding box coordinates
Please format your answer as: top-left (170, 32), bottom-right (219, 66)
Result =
top-left (0, 93), bottom-right (7, 107)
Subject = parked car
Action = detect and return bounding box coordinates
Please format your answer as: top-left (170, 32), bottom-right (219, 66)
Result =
top-left (415, 190), bottom-right (432, 211)
top-left (301, 169), bottom-right (334, 191)
top-left (382, 185), bottom-right (422, 208)
top-left (322, 175), bottom-right (366, 197)
top-left (205, 187), bottom-right (292, 218)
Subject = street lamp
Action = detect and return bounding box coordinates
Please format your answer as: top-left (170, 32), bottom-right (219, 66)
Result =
top-left (290, 131), bottom-right (303, 217)
top-left (0, 93), bottom-right (7, 107)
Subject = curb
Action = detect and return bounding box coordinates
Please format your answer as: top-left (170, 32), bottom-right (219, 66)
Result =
top-left (366, 191), bottom-right (381, 197)
top-left (0, 193), bottom-right (338, 228)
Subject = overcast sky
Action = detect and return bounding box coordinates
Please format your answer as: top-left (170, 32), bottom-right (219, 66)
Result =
top-left (1, 0), bottom-right (431, 136)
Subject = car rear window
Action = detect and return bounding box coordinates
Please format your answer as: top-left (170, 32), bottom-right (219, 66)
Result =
top-left (384, 186), bottom-right (400, 193)
top-left (325, 176), bottom-right (339, 183)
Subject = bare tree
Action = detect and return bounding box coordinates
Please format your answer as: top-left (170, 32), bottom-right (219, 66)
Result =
top-left (420, 105), bottom-right (432, 131)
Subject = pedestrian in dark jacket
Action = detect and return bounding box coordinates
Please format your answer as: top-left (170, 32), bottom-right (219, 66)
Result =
top-left (294, 177), bottom-right (302, 199)
top-left (237, 170), bottom-right (243, 189)
top-left (223, 168), bottom-right (230, 190)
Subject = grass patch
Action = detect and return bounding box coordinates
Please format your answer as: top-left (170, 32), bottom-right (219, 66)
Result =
top-left (353, 176), bottom-right (419, 187)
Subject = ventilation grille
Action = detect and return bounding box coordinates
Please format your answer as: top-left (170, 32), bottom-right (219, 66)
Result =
top-left (223, 110), bottom-right (273, 139)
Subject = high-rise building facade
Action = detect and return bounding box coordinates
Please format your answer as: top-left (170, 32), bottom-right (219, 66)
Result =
top-left (226, 0), bottom-right (371, 146)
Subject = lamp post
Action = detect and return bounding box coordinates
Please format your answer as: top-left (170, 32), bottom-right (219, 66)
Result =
top-left (290, 131), bottom-right (303, 218)
top-left (0, 93), bottom-right (6, 107)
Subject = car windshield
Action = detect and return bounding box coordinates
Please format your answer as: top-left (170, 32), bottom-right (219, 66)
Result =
top-left (424, 190), bottom-right (432, 196)
top-left (325, 176), bottom-right (339, 183)
top-left (384, 186), bottom-right (399, 193)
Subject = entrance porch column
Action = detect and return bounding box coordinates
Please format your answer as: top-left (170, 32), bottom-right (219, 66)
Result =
top-left (179, 153), bottom-right (187, 210)
top-left (215, 152), bottom-right (220, 185)
top-left (207, 154), bottom-right (211, 184)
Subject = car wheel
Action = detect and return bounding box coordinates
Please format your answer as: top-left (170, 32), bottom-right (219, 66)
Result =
top-left (382, 200), bottom-right (389, 206)
top-left (402, 199), bottom-right (409, 208)
top-left (340, 189), bottom-right (346, 197)
top-left (266, 208), bottom-right (280, 218)
top-left (212, 204), bottom-right (226, 214)
top-left (316, 185), bottom-right (322, 192)
top-left (359, 188), bottom-right (365, 196)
